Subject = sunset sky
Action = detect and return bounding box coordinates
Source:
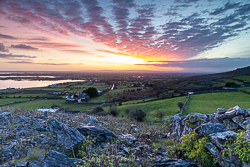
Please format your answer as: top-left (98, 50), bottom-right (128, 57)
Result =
top-left (0, 0), bottom-right (250, 72)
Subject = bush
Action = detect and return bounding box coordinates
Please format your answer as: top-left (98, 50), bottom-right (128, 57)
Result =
top-left (180, 131), bottom-right (217, 166)
top-left (130, 107), bottom-right (147, 122)
top-left (225, 82), bottom-right (237, 87)
top-left (223, 132), bottom-right (250, 165)
top-left (51, 103), bottom-right (59, 108)
top-left (110, 107), bottom-right (120, 117)
top-left (177, 102), bottom-right (184, 110)
top-left (156, 109), bottom-right (165, 122)
top-left (91, 106), bottom-right (104, 114)
top-left (125, 108), bottom-right (132, 115)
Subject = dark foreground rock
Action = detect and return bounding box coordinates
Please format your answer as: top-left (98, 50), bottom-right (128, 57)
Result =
top-left (42, 150), bottom-right (83, 167)
top-left (154, 158), bottom-right (197, 167)
top-left (48, 118), bottom-right (85, 150)
top-left (76, 125), bottom-right (117, 143)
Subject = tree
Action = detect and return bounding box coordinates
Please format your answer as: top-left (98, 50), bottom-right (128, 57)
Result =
top-left (225, 82), bottom-right (237, 87)
top-left (84, 87), bottom-right (98, 98)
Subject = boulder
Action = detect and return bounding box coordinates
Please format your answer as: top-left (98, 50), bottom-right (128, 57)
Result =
top-left (83, 116), bottom-right (99, 124)
top-left (154, 158), bottom-right (197, 167)
top-left (195, 123), bottom-right (228, 136)
top-left (169, 114), bottom-right (183, 140)
top-left (215, 113), bottom-right (227, 121)
top-left (225, 106), bottom-right (242, 118)
top-left (0, 161), bottom-right (15, 167)
top-left (209, 130), bottom-right (238, 150)
top-left (246, 124), bottom-right (250, 138)
top-left (0, 112), bottom-right (11, 124)
top-left (245, 108), bottom-right (250, 117)
top-left (232, 115), bottom-right (249, 129)
top-left (42, 150), bottom-right (83, 167)
top-left (76, 125), bottom-right (117, 143)
top-left (205, 142), bottom-right (220, 157)
top-left (15, 161), bottom-right (28, 167)
top-left (223, 119), bottom-right (241, 130)
top-left (28, 160), bottom-right (42, 167)
top-left (119, 134), bottom-right (137, 144)
top-left (48, 118), bottom-right (85, 150)
top-left (216, 108), bottom-right (227, 114)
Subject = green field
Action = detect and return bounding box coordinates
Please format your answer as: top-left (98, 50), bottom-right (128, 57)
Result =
top-left (213, 79), bottom-right (243, 87)
top-left (0, 98), bottom-right (34, 106)
top-left (234, 76), bottom-right (250, 82)
top-left (9, 99), bottom-right (101, 111)
top-left (3, 94), bottom-right (58, 98)
top-left (103, 96), bottom-right (187, 120)
top-left (184, 92), bottom-right (250, 115)
top-left (238, 87), bottom-right (250, 92)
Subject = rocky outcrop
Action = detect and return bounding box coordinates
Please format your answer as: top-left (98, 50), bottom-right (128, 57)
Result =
top-left (76, 125), bottom-right (117, 143)
top-left (42, 150), bottom-right (83, 167)
top-left (154, 158), bottom-right (197, 167)
top-left (168, 105), bottom-right (250, 167)
top-left (48, 118), bottom-right (85, 150)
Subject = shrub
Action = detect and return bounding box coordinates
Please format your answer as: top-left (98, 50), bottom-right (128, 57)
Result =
top-left (91, 106), bottom-right (104, 114)
top-left (130, 107), bottom-right (147, 122)
top-left (125, 108), bottom-right (132, 115)
top-left (110, 107), bottom-right (120, 117)
top-left (177, 102), bottom-right (184, 110)
top-left (152, 139), bottom-right (182, 159)
top-left (223, 132), bottom-right (250, 165)
top-left (225, 82), bottom-right (237, 87)
top-left (155, 109), bottom-right (165, 122)
top-left (51, 103), bottom-right (59, 108)
top-left (180, 131), bottom-right (217, 166)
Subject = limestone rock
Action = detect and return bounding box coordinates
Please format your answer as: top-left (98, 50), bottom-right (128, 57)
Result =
top-left (15, 161), bottom-right (28, 167)
top-left (76, 125), bottom-right (117, 142)
top-left (205, 142), bottom-right (220, 157)
top-left (217, 108), bottom-right (227, 114)
top-left (245, 108), bottom-right (250, 117)
top-left (223, 119), bottom-right (241, 130)
top-left (0, 112), bottom-right (11, 125)
top-left (169, 114), bottom-right (183, 140)
top-left (83, 116), bottom-right (99, 124)
top-left (119, 134), bottom-right (137, 144)
top-left (154, 158), bottom-right (197, 167)
top-left (195, 123), bottom-right (228, 136)
top-left (48, 118), bottom-right (85, 150)
top-left (42, 150), bottom-right (83, 167)
top-left (209, 131), bottom-right (238, 150)
top-left (232, 115), bottom-right (249, 129)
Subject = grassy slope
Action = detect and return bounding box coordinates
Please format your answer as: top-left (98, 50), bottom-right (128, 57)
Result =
top-left (184, 91), bottom-right (250, 115)
top-left (238, 87), bottom-right (250, 91)
top-left (234, 76), bottom-right (250, 82)
top-left (0, 98), bottom-right (34, 106)
top-left (103, 96), bottom-right (187, 120)
top-left (8, 99), bottom-right (100, 110)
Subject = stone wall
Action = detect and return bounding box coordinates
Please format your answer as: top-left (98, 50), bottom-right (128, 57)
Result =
top-left (168, 105), bottom-right (250, 167)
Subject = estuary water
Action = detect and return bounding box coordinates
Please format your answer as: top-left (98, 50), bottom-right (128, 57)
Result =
top-left (0, 79), bottom-right (85, 90)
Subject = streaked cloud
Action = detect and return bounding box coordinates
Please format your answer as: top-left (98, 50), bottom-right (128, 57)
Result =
top-left (10, 44), bottom-right (38, 50)
top-left (0, 53), bottom-right (36, 59)
top-left (0, 33), bottom-right (17, 40)
top-left (0, 0), bottom-right (249, 71)
top-left (0, 43), bottom-right (9, 52)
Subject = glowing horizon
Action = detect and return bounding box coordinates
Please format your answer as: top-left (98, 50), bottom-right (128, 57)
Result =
top-left (0, 0), bottom-right (250, 73)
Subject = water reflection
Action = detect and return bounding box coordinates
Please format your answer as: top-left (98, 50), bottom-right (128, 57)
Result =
top-left (0, 79), bottom-right (85, 90)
